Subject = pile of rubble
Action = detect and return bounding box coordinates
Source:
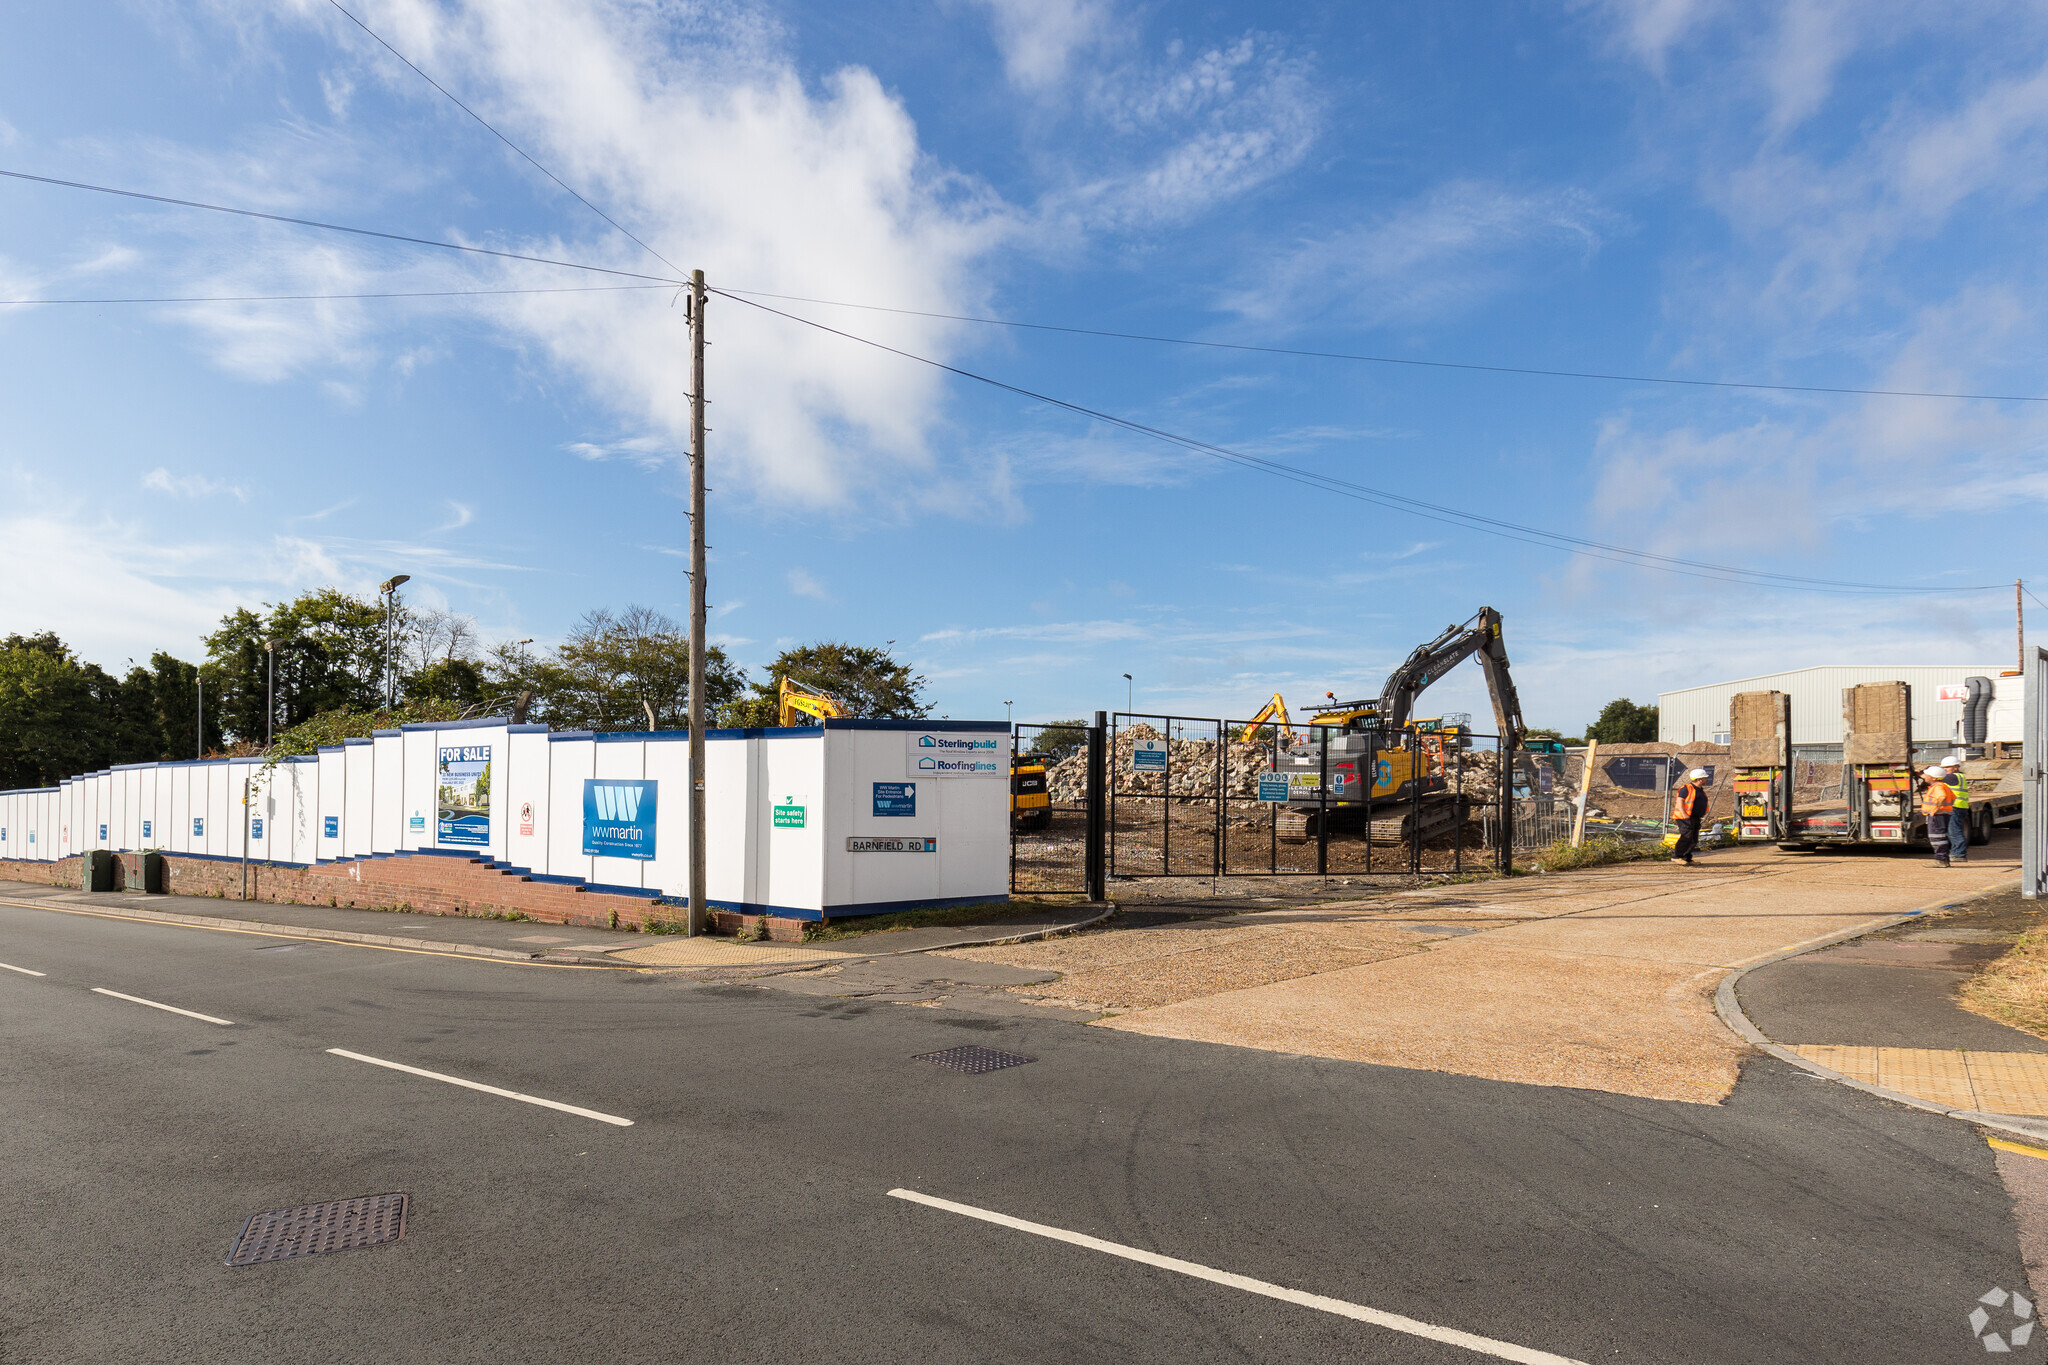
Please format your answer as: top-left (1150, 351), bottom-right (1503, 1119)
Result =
top-left (1044, 723), bottom-right (1275, 801)
top-left (1040, 724), bottom-right (1579, 808)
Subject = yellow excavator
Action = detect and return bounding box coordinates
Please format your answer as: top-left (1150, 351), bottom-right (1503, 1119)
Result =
top-left (777, 676), bottom-right (847, 726)
top-left (1274, 608), bottom-right (1526, 843)
top-left (1240, 693), bottom-right (1291, 742)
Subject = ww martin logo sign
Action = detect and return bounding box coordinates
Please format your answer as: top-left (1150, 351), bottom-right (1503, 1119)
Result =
top-left (582, 779), bottom-right (658, 860)
top-left (909, 731), bottom-right (1004, 777)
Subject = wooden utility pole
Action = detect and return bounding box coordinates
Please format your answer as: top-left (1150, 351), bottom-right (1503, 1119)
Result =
top-left (687, 269), bottom-right (709, 936)
top-left (1570, 740), bottom-right (1598, 847)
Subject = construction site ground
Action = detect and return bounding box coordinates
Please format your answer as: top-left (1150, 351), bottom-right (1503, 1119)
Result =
top-left (1010, 800), bottom-right (1499, 893)
top-left (946, 832), bottom-right (2026, 1106)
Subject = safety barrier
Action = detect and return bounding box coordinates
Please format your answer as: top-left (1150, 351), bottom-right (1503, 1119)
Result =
top-left (0, 717), bottom-right (1010, 920)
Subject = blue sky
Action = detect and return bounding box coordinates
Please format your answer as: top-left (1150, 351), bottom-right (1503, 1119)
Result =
top-left (2, 0), bottom-right (2045, 733)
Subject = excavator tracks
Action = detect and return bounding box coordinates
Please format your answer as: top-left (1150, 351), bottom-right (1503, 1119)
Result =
top-left (1276, 795), bottom-right (1466, 845)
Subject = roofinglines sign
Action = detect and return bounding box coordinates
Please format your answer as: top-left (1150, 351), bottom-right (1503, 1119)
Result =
top-left (908, 731), bottom-right (1003, 777)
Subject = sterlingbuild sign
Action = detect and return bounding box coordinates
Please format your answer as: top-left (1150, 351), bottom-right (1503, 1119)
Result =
top-left (907, 732), bottom-right (1004, 777)
top-left (583, 779), bottom-right (658, 860)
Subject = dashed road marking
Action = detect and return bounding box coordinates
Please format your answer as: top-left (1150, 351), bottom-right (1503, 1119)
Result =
top-left (90, 986), bottom-right (232, 1025)
top-left (325, 1048), bottom-right (633, 1126)
top-left (0, 960), bottom-right (47, 977)
top-left (888, 1188), bottom-right (1587, 1365)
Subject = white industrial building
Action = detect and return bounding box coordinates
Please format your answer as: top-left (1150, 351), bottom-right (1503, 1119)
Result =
top-left (1658, 665), bottom-right (2013, 747)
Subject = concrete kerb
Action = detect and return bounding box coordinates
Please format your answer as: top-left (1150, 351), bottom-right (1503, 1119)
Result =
top-left (652, 903), bottom-right (1121, 977)
top-left (1709, 877), bottom-right (2048, 1145)
top-left (0, 892), bottom-right (1117, 971)
top-left (0, 894), bottom-right (597, 966)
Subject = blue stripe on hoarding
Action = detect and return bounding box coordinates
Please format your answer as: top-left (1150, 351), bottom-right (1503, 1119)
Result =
top-left (399, 716), bottom-right (511, 732)
top-left (822, 719), bottom-right (1009, 732)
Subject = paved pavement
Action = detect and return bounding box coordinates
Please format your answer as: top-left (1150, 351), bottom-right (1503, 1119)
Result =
top-left (2, 886), bottom-right (2045, 1362)
top-left (949, 838), bottom-right (2022, 1103)
top-left (0, 880), bottom-right (1103, 969)
top-left (1739, 882), bottom-right (2048, 1120)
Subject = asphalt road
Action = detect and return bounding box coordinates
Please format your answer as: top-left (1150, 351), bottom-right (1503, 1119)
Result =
top-left (0, 898), bottom-right (2033, 1363)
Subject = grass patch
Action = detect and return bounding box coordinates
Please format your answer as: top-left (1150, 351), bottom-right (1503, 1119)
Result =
top-left (1526, 835), bottom-right (1669, 873)
top-left (1962, 927), bottom-right (2048, 1040)
top-left (807, 898), bottom-right (1085, 942)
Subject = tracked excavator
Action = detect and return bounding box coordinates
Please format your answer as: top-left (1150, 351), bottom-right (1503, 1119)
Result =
top-left (777, 676), bottom-right (848, 726)
top-left (1274, 607), bottom-right (1527, 844)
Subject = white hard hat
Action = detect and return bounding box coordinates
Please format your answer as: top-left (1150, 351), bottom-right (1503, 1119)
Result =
top-left (1924, 766), bottom-right (1948, 779)
top-left (1687, 768), bottom-right (1708, 780)
top-left (1941, 754), bottom-right (1962, 767)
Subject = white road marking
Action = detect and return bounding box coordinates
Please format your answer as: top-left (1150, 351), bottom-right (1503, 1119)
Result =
top-left (90, 987), bottom-right (233, 1025)
top-left (325, 1048), bottom-right (634, 1127)
top-left (887, 1189), bottom-right (1588, 1365)
top-left (0, 961), bottom-right (47, 977)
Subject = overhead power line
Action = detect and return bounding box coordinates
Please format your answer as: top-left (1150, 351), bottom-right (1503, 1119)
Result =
top-left (0, 168), bottom-right (685, 285)
top-left (9, 160), bottom-right (2037, 407)
top-left (715, 287), bottom-right (2048, 406)
top-left (0, 283), bottom-right (672, 305)
top-left (711, 288), bottom-right (2008, 597)
top-left (324, 0), bottom-right (683, 278)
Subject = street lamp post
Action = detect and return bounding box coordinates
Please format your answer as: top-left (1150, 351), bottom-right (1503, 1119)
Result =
top-left (1004, 700), bottom-right (1013, 728)
top-left (1122, 673), bottom-right (1133, 716)
top-left (264, 639), bottom-right (277, 748)
top-left (195, 672), bottom-right (203, 759)
top-left (378, 574), bottom-right (411, 709)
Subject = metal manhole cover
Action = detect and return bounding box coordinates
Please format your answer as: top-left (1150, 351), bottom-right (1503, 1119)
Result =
top-left (915, 1045), bottom-right (1036, 1074)
top-left (226, 1193), bottom-right (409, 1266)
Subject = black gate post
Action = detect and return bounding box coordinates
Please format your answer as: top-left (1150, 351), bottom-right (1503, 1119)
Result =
top-left (1085, 710), bottom-right (1107, 901)
top-left (1317, 726), bottom-right (1329, 879)
top-left (1497, 742), bottom-right (1513, 875)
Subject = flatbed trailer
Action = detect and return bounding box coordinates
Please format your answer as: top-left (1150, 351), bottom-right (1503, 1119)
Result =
top-left (1729, 682), bottom-right (2022, 851)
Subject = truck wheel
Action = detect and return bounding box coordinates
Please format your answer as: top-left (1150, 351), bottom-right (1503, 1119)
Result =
top-left (1972, 811), bottom-right (1990, 846)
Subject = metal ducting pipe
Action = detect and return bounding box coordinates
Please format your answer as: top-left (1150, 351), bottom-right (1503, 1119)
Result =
top-left (1964, 675), bottom-right (1992, 745)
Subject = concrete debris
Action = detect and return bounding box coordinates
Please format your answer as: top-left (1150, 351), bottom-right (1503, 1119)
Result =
top-left (1039, 722), bottom-right (1576, 810)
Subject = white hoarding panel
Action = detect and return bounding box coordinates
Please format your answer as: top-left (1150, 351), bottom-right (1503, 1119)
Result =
top-left (640, 736), bottom-right (691, 901)
top-left (546, 736), bottom-right (596, 886)
top-left (505, 726), bottom-right (552, 875)
top-left (344, 741), bottom-right (375, 858)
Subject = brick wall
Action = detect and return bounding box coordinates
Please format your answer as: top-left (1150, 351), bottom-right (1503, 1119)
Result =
top-left (0, 852), bottom-right (690, 933)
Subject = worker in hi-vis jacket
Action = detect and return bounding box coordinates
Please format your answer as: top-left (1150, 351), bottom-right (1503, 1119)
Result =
top-left (1920, 766), bottom-right (1957, 867)
top-left (1939, 754), bottom-right (1970, 863)
top-left (1669, 768), bottom-right (1710, 866)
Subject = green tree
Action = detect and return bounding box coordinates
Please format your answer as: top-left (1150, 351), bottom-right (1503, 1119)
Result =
top-left (0, 634), bottom-right (208, 784)
top-left (0, 636), bottom-right (96, 787)
top-left (1028, 718), bottom-right (1091, 761)
top-left (723, 641), bottom-right (929, 727)
top-left (407, 656), bottom-right (485, 708)
top-left (482, 606), bottom-right (745, 732)
top-left (203, 588), bottom-right (391, 742)
top-left (1584, 699), bottom-right (1659, 745)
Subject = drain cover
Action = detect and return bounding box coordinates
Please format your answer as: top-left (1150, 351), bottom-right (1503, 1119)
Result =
top-left (915, 1045), bottom-right (1036, 1074)
top-left (226, 1193), bottom-right (409, 1266)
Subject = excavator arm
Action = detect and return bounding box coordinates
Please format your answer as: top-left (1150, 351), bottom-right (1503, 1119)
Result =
top-left (1376, 607), bottom-right (1525, 752)
top-left (778, 676), bottom-right (848, 727)
top-left (1240, 693), bottom-right (1290, 742)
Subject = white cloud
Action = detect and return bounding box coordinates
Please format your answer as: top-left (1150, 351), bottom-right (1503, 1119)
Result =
top-left (320, 68), bottom-right (355, 118)
top-left (1576, 0), bottom-right (1718, 74)
top-left (339, 0), bottom-right (1016, 508)
top-left (962, 0), bottom-right (1107, 90)
top-left (564, 436), bottom-right (671, 471)
top-left (1054, 34), bottom-right (1321, 230)
top-left (1225, 181), bottom-right (1617, 327)
top-left (142, 467), bottom-right (249, 502)
top-left (785, 566), bottom-right (831, 601)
